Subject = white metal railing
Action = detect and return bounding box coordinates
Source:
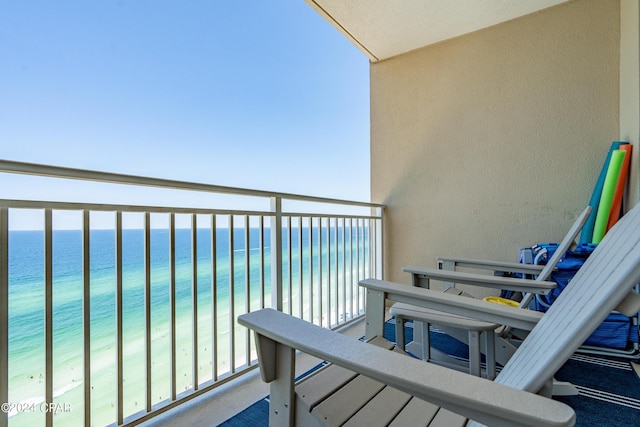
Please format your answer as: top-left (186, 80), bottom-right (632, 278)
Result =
top-left (0, 160), bottom-right (384, 427)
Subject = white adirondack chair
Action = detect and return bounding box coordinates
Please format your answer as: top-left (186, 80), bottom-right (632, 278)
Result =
top-left (392, 206), bottom-right (591, 378)
top-left (239, 203), bottom-right (640, 426)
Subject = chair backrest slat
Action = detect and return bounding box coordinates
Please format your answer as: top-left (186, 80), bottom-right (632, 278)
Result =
top-left (496, 203), bottom-right (640, 393)
top-left (515, 206), bottom-right (592, 311)
top-left (536, 206), bottom-right (592, 282)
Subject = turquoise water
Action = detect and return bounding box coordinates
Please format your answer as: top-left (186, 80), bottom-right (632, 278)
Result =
top-left (6, 223), bottom-right (369, 426)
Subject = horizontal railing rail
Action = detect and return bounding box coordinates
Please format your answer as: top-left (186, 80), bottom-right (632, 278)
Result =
top-left (0, 160), bottom-right (384, 427)
top-left (0, 160), bottom-right (383, 209)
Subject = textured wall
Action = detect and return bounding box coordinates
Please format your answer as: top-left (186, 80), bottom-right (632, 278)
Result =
top-left (621, 0), bottom-right (640, 208)
top-left (371, 0), bottom-right (620, 291)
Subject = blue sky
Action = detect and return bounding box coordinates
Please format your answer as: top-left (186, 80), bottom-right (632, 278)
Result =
top-left (0, 0), bottom-right (370, 221)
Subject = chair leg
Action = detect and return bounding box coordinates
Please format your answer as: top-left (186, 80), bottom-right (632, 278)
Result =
top-left (485, 331), bottom-right (496, 380)
top-left (468, 331), bottom-right (481, 376)
top-left (395, 316), bottom-right (406, 350)
top-left (423, 323), bottom-right (431, 362)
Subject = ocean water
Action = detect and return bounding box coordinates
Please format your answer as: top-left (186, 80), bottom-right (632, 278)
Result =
top-left (6, 224), bottom-right (369, 426)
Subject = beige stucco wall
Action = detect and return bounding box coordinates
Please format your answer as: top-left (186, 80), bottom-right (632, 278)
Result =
top-left (371, 0), bottom-right (620, 291)
top-left (621, 0), bottom-right (640, 206)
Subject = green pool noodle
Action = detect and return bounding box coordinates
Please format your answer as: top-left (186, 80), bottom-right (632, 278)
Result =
top-left (580, 141), bottom-right (624, 244)
top-left (592, 149), bottom-right (626, 244)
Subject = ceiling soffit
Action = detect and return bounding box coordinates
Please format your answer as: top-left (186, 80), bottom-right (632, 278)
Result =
top-left (306, 0), bottom-right (571, 61)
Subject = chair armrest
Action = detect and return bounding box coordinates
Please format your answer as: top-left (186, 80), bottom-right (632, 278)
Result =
top-left (238, 309), bottom-right (575, 427)
top-left (402, 266), bottom-right (556, 295)
top-left (361, 278), bottom-right (543, 331)
top-left (437, 257), bottom-right (548, 275)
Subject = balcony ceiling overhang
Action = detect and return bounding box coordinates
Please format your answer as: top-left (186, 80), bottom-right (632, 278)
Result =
top-left (305, 0), bottom-right (571, 62)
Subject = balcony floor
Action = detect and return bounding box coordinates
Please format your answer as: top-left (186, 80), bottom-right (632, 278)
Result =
top-left (139, 316), bottom-right (368, 427)
top-left (132, 310), bottom-right (640, 426)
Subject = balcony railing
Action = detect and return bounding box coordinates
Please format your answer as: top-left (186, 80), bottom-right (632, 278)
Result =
top-left (0, 160), bottom-right (384, 427)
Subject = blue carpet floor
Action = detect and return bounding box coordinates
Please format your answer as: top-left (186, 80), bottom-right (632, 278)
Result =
top-left (219, 319), bottom-right (640, 426)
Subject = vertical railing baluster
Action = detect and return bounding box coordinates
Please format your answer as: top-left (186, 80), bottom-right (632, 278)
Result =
top-left (361, 219), bottom-right (366, 312)
top-left (327, 217), bottom-right (332, 326)
top-left (369, 218), bottom-right (375, 278)
top-left (308, 217), bottom-right (314, 324)
top-left (244, 215), bottom-right (250, 366)
top-left (297, 217), bottom-right (303, 320)
top-left (144, 212), bottom-right (152, 412)
top-left (341, 218), bottom-right (346, 323)
top-left (318, 218), bottom-right (323, 327)
top-left (349, 218), bottom-right (354, 320)
top-left (116, 211), bottom-right (124, 425)
top-left (358, 218), bottom-right (367, 310)
top-left (333, 218), bottom-right (340, 325)
top-left (0, 207), bottom-right (9, 427)
top-left (355, 218), bottom-right (361, 316)
top-left (169, 213), bottom-right (177, 401)
top-left (44, 209), bottom-right (53, 427)
top-left (377, 214), bottom-right (384, 280)
top-left (82, 210), bottom-right (91, 427)
top-left (355, 217), bottom-right (359, 284)
top-left (191, 214), bottom-right (198, 391)
top-left (368, 219), bottom-right (373, 278)
top-left (211, 215), bottom-right (218, 382)
top-left (363, 219), bottom-right (368, 278)
top-left (360, 219), bottom-right (365, 292)
top-left (229, 215), bottom-right (235, 373)
top-left (287, 216), bottom-right (293, 315)
top-left (270, 197), bottom-right (283, 312)
top-left (259, 216), bottom-right (265, 309)
top-left (364, 219), bottom-right (369, 278)
top-left (338, 217), bottom-right (342, 322)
